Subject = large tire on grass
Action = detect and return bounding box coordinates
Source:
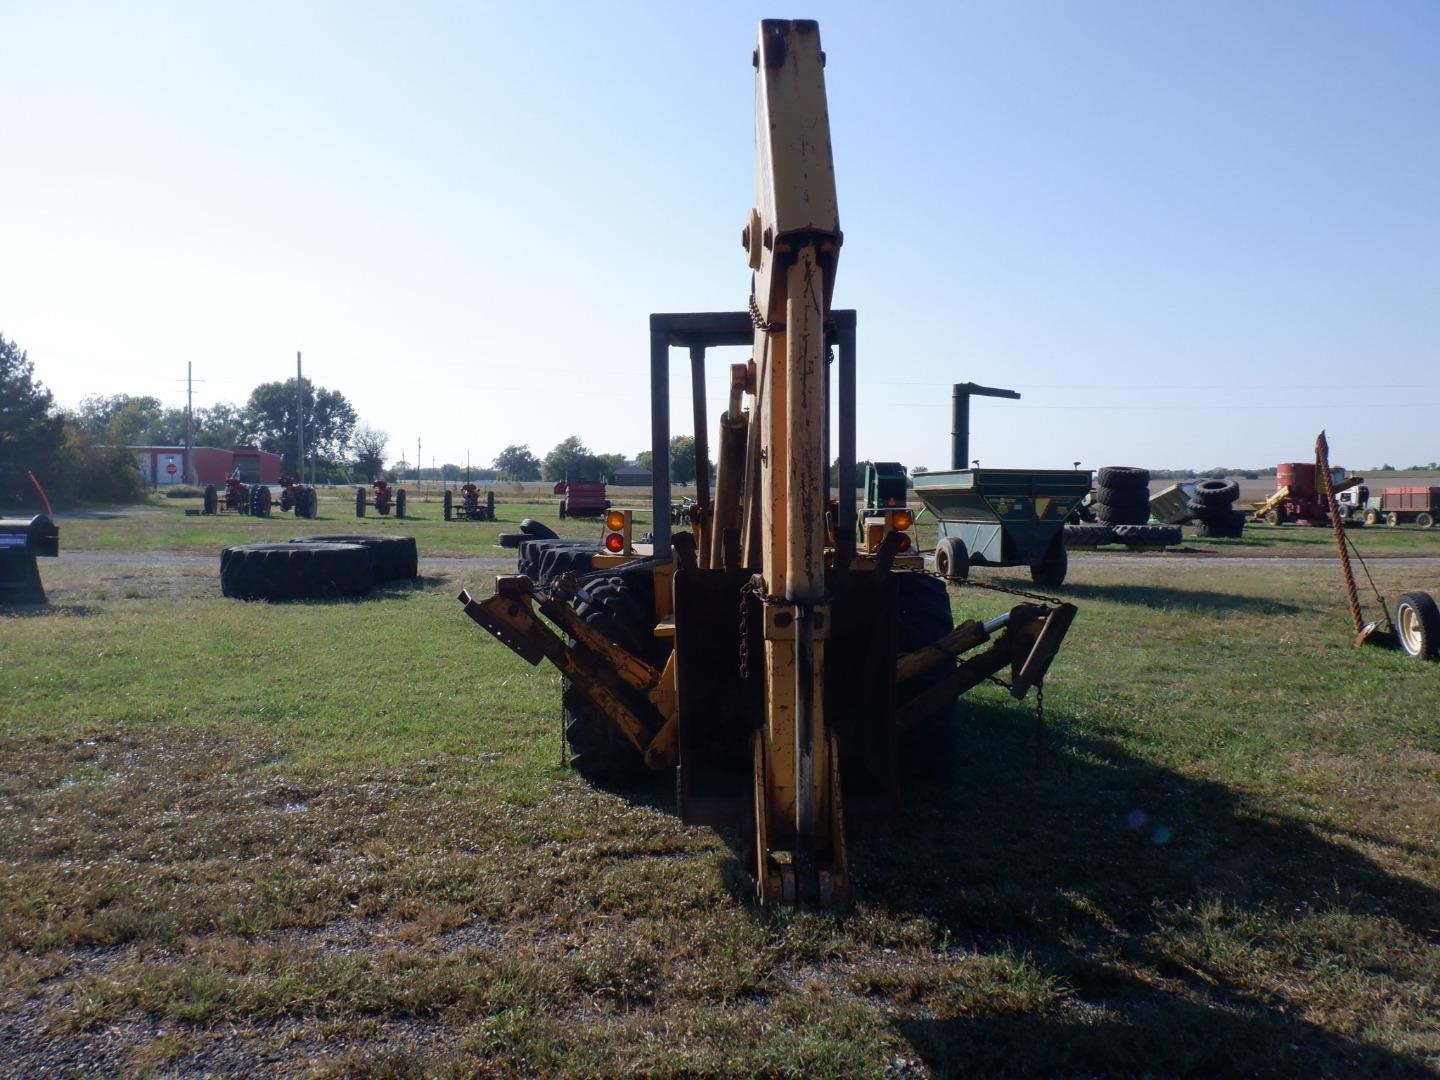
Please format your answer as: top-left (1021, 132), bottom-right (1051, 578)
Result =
top-left (203, 485), bottom-right (218, 515)
top-left (306, 487), bottom-right (320, 519)
top-left (1063, 523), bottom-right (1115, 547)
top-left (519, 518), bottom-right (559, 540)
top-left (934, 536), bottom-right (969, 580)
top-left (1111, 524), bottom-right (1182, 547)
top-left (564, 570), bottom-right (659, 778)
top-left (1194, 516), bottom-right (1243, 539)
top-left (220, 543), bottom-right (372, 601)
top-left (497, 532), bottom-right (527, 548)
top-left (443, 490), bottom-right (453, 521)
top-left (253, 486), bottom-right (273, 517)
top-left (355, 487), bottom-right (366, 518)
top-left (395, 490), bottom-right (406, 519)
top-left (1394, 591), bottom-right (1440, 660)
top-left (289, 535), bottom-right (418, 583)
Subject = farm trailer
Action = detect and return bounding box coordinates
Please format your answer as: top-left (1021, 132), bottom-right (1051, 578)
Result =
top-left (1337, 486), bottom-right (1439, 529)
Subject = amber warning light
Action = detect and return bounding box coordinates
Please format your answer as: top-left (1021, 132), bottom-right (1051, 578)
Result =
top-left (603, 510), bottom-right (632, 555)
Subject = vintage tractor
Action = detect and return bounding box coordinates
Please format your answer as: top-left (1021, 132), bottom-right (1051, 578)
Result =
top-left (443, 483), bottom-right (495, 521)
top-left (203, 476), bottom-right (274, 517)
top-left (277, 477), bottom-right (319, 519)
top-left (459, 20), bottom-right (1075, 907)
top-left (356, 479), bottom-right (406, 518)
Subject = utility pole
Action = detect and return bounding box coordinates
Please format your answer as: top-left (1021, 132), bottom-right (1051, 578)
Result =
top-left (185, 362), bottom-right (194, 484)
top-left (296, 352), bottom-right (305, 485)
top-left (417, 436), bottom-right (422, 487)
top-left (176, 364), bottom-right (205, 484)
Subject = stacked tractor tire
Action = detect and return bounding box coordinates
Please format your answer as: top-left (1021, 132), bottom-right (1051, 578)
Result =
top-left (1066, 466), bottom-right (1181, 548)
top-left (1093, 466), bottom-right (1150, 525)
top-left (220, 535), bottom-right (418, 601)
top-left (1188, 478), bottom-right (1246, 538)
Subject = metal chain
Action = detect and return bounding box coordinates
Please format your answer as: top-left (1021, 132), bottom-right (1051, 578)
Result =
top-left (749, 293), bottom-right (784, 332)
top-left (738, 577), bottom-right (758, 680)
top-left (915, 561), bottom-right (1065, 607)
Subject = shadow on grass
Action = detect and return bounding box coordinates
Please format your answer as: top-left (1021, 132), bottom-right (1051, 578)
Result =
top-left (850, 699), bottom-right (1440, 1077)
top-left (1055, 581), bottom-right (1307, 615)
top-left (574, 689), bottom-right (1434, 1073)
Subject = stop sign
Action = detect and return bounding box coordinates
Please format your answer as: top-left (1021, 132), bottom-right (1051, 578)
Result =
top-left (166, 462), bottom-right (177, 475)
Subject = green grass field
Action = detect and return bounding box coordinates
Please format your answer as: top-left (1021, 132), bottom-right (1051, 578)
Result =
top-left (2, 502), bottom-right (1439, 1076)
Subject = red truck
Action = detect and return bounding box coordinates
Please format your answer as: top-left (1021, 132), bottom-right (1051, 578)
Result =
top-left (554, 479), bottom-right (609, 519)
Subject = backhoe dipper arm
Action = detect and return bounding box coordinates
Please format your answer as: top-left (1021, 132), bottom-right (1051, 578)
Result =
top-left (741, 19), bottom-right (846, 906)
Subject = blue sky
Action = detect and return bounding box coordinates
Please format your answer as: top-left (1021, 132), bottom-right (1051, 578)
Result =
top-left (3, 1), bottom-right (1436, 473)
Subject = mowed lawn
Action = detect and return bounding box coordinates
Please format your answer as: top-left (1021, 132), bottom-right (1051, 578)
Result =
top-left (1, 512), bottom-right (1438, 1076)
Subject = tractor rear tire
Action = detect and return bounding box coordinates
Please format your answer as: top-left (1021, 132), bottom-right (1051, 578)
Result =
top-left (1063, 523), bottom-right (1114, 547)
top-left (519, 518), bottom-right (559, 540)
top-left (934, 536), bottom-right (969, 580)
top-left (289, 535), bottom-right (418, 583)
top-left (564, 570), bottom-right (658, 778)
top-left (220, 543), bottom-right (372, 601)
top-left (1192, 479), bottom-right (1240, 508)
top-left (1096, 466), bottom-right (1149, 488)
top-left (895, 571), bottom-right (956, 743)
top-left (540, 544), bottom-right (595, 583)
top-left (1030, 536), bottom-right (1068, 587)
top-left (443, 490), bottom-right (453, 521)
top-left (395, 490), bottom-right (406, 519)
top-left (1111, 524), bottom-right (1182, 547)
top-left (1092, 485), bottom-right (1150, 508)
top-left (1092, 500), bottom-right (1149, 526)
top-left (254, 486), bottom-right (273, 517)
top-left (1394, 591), bottom-right (1440, 660)
top-left (203, 485), bottom-right (218, 515)
top-left (497, 532), bottom-right (527, 548)
top-left (355, 487), bottom-right (366, 518)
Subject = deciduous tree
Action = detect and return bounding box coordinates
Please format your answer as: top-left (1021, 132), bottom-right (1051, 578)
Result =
top-left (493, 444), bottom-right (541, 482)
top-left (542, 437), bottom-right (602, 483)
top-left (0, 333), bottom-right (64, 506)
top-left (241, 379), bottom-right (357, 475)
top-left (351, 423), bottom-right (389, 481)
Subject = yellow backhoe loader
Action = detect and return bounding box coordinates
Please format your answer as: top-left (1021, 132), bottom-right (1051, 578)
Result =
top-left (460, 19), bottom-right (1076, 906)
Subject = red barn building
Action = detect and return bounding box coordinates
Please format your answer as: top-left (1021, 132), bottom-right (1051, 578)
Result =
top-left (129, 446), bottom-right (282, 487)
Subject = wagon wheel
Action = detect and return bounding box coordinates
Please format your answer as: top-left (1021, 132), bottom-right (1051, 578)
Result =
top-left (1394, 592), bottom-right (1440, 660)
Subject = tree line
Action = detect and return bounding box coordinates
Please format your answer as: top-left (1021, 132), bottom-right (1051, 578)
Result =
top-left (1, 331), bottom-right (379, 508)
top-left (1, 329), bottom-right (718, 509)
top-left (487, 436), bottom-right (706, 485)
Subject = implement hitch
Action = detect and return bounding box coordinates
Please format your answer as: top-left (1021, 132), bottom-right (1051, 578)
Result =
top-left (459, 580), bottom-right (679, 769)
